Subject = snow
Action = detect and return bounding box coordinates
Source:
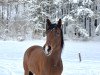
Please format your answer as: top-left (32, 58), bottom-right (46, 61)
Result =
top-left (69, 0), bottom-right (79, 3)
top-left (92, 36), bottom-right (100, 41)
top-left (76, 6), bottom-right (94, 17)
top-left (55, 0), bottom-right (93, 4)
top-left (0, 40), bottom-right (100, 75)
top-left (66, 24), bottom-right (89, 40)
top-left (54, 0), bottom-right (61, 4)
top-left (95, 24), bottom-right (100, 36)
top-left (82, 0), bottom-right (93, 5)
top-left (62, 15), bottom-right (74, 22)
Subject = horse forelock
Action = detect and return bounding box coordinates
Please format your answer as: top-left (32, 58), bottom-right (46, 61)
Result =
top-left (47, 23), bottom-right (57, 31)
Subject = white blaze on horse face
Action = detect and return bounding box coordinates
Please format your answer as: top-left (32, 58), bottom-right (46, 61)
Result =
top-left (44, 45), bottom-right (52, 56)
top-left (45, 45), bottom-right (49, 54)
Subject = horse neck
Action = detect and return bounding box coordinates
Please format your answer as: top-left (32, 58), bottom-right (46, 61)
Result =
top-left (52, 40), bottom-right (62, 54)
top-left (48, 43), bottom-right (62, 66)
top-left (52, 44), bottom-right (62, 58)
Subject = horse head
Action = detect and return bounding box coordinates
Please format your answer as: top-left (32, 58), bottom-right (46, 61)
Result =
top-left (44, 19), bottom-right (64, 56)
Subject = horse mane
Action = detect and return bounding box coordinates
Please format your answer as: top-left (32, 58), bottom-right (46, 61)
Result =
top-left (61, 29), bottom-right (64, 49)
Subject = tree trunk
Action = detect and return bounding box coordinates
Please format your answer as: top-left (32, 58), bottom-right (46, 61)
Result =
top-left (2, 3), bottom-right (4, 24)
top-left (89, 18), bottom-right (91, 36)
top-left (7, 3), bottom-right (9, 24)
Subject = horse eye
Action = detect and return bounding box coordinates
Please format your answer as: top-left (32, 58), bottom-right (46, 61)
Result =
top-left (56, 32), bottom-right (60, 36)
top-left (51, 30), bottom-right (53, 31)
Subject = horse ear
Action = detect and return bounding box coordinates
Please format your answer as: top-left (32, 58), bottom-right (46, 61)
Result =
top-left (57, 19), bottom-right (62, 28)
top-left (46, 19), bottom-right (51, 30)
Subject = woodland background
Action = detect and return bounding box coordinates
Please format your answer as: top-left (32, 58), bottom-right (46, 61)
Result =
top-left (0, 0), bottom-right (100, 41)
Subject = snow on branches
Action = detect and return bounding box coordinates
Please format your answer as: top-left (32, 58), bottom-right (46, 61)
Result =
top-left (71, 6), bottom-right (94, 17)
top-left (67, 24), bottom-right (89, 40)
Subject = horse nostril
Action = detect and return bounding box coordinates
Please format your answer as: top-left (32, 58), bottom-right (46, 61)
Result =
top-left (48, 45), bottom-right (51, 52)
top-left (44, 45), bottom-right (52, 55)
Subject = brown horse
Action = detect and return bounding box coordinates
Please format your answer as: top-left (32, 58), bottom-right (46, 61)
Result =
top-left (23, 19), bottom-right (64, 75)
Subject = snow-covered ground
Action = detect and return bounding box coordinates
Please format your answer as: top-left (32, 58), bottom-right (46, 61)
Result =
top-left (0, 40), bottom-right (100, 75)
